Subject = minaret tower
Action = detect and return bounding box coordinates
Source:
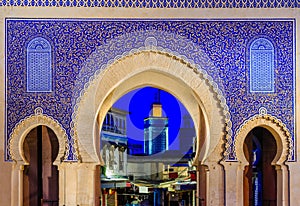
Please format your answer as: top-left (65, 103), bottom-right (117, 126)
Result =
top-left (144, 89), bottom-right (169, 155)
top-left (152, 89), bottom-right (162, 117)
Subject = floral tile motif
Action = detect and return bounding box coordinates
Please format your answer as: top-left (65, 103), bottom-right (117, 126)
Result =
top-left (5, 19), bottom-right (295, 161)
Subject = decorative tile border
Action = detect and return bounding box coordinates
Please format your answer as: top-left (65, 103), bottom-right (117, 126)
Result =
top-left (0, 0), bottom-right (299, 8)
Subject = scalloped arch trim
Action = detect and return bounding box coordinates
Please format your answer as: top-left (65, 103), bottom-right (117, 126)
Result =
top-left (234, 113), bottom-right (292, 165)
top-left (72, 50), bottom-right (232, 162)
top-left (8, 109), bottom-right (67, 164)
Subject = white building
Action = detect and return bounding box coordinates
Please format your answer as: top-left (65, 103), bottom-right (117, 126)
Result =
top-left (101, 108), bottom-right (128, 177)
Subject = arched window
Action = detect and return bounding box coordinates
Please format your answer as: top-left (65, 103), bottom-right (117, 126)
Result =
top-left (27, 37), bottom-right (52, 92)
top-left (250, 38), bottom-right (275, 93)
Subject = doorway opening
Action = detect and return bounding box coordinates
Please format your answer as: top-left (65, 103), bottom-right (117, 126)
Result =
top-left (99, 86), bottom-right (204, 206)
top-left (243, 127), bottom-right (277, 206)
top-left (23, 125), bottom-right (59, 206)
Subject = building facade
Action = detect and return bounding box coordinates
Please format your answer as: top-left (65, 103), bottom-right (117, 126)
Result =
top-left (0, 1), bottom-right (300, 206)
top-left (101, 108), bottom-right (128, 177)
top-left (100, 108), bottom-right (129, 206)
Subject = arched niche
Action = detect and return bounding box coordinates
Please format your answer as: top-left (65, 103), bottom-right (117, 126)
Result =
top-left (235, 114), bottom-right (292, 205)
top-left (235, 115), bottom-right (291, 167)
top-left (8, 110), bottom-right (67, 165)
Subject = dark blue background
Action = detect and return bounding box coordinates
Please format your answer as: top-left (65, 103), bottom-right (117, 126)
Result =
top-left (114, 86), bottom-right (189, 151)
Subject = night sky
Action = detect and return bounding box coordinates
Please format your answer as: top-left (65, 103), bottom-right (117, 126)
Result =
top-left (113, 86), bottom-right (191, 152)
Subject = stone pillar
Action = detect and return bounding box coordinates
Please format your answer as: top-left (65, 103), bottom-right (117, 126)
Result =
top-left (196, 168), bottom-right (200, 206)
top-left (286, 162), bottom-right (300, 205)
top-left (281, 165), bottom-right (289, 206)
top-left (196, 165), bottom-right (207, 206)
top-left (278, 163), bottom-right (291, 206)
top-left (57, 164), bottom-right (65, 205)
top-left (58, 162), bottom-right (100, 206)
top-left (275, 165), bottom-right (283, 206)
top-left (222, 161), bottom-right (244, 206)
top-left (272, 164), bottom-right (290, 206)
top-left (11, 161), bottom-right (24, 206)
top-left (205, 162), bottom-right (224, 206)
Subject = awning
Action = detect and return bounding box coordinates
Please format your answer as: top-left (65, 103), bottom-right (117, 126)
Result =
top-left (101, 176), bottom-right (130, 189)
top-left (174, 181), bottom-right (197, 191)
top-left (101, 181), bottom-right (131, 189)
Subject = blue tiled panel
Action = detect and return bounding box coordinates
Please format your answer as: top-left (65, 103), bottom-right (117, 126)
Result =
top-left (27, 37), bottom-right (52, 92)
top-left (0, 0), bottom-right (299, 7)
top-left (250, 38), bottom-right (274, 93)
top-left (5, 19), bottom-right (295, 161)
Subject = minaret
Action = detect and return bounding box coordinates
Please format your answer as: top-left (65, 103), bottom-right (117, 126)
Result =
top-left (152, 89), bottom-right (162, 117)
top-left (144, 89), bottom-right (169, 155)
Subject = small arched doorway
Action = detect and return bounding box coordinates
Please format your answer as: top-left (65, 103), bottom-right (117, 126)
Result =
top-left (243, 127), bottom-right (277, 206)
top-left (23, 125), bottom-right (59, 206)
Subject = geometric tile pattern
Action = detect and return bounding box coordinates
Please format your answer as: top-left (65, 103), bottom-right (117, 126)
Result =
top-left (250, 38), bottom-right (274, 93)
top-left (5, 19), bottom-right (295, 161)
top-left (0, 0), bottom-right (299, 8)
top-left (27, 37), bottom-right (52, 92)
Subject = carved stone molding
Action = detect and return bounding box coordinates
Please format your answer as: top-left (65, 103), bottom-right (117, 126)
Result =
top-left (8, 108), bottom-right (68, 164)
top-left (234, 111), bottom-right (292, 165)
top-left (72, 50), bottom-right (231, 162)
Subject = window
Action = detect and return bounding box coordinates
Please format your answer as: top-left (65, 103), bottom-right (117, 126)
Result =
top-left (27, 37), bottom-right (52, 92)
top-left (250, 38), bottom-right (275, 93)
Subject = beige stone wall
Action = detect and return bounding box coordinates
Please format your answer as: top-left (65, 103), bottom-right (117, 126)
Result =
top-left (0, 6), bottom-right (299, 206)
top-left (0, 153), bottom-right (11, 206)
top-left (0, 8), bottom-right (11, 206)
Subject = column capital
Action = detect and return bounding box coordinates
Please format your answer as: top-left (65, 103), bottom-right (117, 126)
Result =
top-left (220, 160), bottom-right (247, 171)
top-left (285, 161), bottom-right (300, 168)
top-left (57, 161), bottom-right (100, 170)
top-left (11, 160), bottom-right (26, 171)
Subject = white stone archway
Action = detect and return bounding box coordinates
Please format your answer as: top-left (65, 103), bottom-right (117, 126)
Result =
top-left (8, 108), bottom-right (67, 206)
top-left (228, 113), bottom-right (292, 206)
top-left (73, 50), bottom-right (229, 205)
top-left (74, 51), bottom-right (229, 164)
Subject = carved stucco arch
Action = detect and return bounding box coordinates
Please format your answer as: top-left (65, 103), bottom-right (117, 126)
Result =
top-left (235, 114), bottom-right (292, 167)
top-left (74, 50), bottom-right (230, 164)
top-left (9, 109), bottom-right (67, 165)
